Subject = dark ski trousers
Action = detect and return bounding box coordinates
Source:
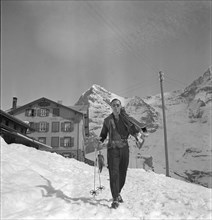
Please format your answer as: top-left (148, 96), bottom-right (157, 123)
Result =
top-left (107, 145), bottom-right (129, 200)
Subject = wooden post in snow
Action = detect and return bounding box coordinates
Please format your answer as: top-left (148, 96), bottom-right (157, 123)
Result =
top-left (159, 71), bottom-right (170, 177)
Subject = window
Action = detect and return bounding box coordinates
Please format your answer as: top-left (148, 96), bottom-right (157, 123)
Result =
top-left (38, 137), bottom-right (46, 144)
top-left (52, 122), bottom-right (59, 132)
top-left (51, 137), bottom-right (59, 148)
top-left (25, 109), bottom-right (36, 117)
top-left (64, 122), bottom-right (71, 132)
top-left (38, 108), bottom-right (49, 117)
top-left (27, 122), bottom-right (36, 134)
top-left (61, 122), bottom-right (74, 132)
top-left (26, 122), bottom-right (35, 133)
top-left (60, 137), bottom-right (74, 148)
top-left (39, 122), bottom-right (49, 132)
top-left (29, 122), bottom-right (35, 129)
top-left (27, 122), bottom-right (49, 133)
top-left (20, 128), bottom-right (24, 134)
top-left (53, 108), bottom-right (60, 117)
top-left (40, 108), bottom-right (47, 117)
top-left (64, 137), bottom-right (71, 147)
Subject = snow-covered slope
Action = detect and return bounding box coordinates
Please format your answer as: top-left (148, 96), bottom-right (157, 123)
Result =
top-left (1, 138), bottom-right (211, 219)
top-left (77, 67), bottom-right (212, 188)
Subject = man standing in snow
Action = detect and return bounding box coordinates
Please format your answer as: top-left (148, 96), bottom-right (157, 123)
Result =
top-left (99, 98), bottom-right (147, 209)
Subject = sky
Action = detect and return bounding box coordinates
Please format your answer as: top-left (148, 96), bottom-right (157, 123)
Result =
top-left (1, 137), bottom-right (211, 219)
top-left (1, 1), bottom-right (211, 110)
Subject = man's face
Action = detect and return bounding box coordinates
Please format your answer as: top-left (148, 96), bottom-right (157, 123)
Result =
top-left (111, 100), bottom-right (121, 115)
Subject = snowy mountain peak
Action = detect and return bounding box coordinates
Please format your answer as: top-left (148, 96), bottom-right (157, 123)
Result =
top-left (126, 96), bottom-right (146, 106)
top-left (91, 84), bottom-right (109, 94)
top-left (76, 84), bottom-right (112, 106)
top-left (76, 84), bottom-right (128, 108)
top-left (181, 67), bottom-right (212, 103)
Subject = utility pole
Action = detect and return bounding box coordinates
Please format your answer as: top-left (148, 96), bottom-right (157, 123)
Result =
top-left (159, 71), bottom-right (170, 177)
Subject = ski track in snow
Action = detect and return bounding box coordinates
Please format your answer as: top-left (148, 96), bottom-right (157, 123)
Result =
top-left (1, 137), bottom-right (212, 220)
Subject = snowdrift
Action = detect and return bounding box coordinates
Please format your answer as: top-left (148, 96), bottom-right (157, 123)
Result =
top-left (1, 137), bottom-right (211, 219)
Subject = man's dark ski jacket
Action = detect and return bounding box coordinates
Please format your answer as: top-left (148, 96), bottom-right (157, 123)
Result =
top-left (100, 107), bottom-right (147, 144)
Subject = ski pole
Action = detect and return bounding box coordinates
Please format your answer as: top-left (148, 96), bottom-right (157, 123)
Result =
top-left (97, 167), bottom-right (105, 191)
top-left (97, 149), bottom-right (105, 192)
top-left (90, 143), bottom-right (98, 197)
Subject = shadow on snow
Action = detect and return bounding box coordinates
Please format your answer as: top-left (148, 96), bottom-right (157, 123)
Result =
top-left (36, 175), bottom-right (110, 209)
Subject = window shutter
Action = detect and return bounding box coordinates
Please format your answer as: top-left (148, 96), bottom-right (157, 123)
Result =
top-left (35, 123), bottom-right (40, 132)
top-left (46, 123), bottom-right (49, 132)
top-left (37, 109), bottom-right (41, 117)
top-left (51, 137), bottom-right (59, 148)
top-left (53, 108), bottom-right (60, 116)
top-left (60, 137), bottom-right (64, 147)
top-left (70, 122), bottom-right (74, 132)
top-left (61, 122), bottom-right (65, 132)
top-left (52, 122), bottom-right (54, 132)
top-left (71, 137), bottom-right (74, 147)
top-left (46, 109), bottom-right (50, 116)
top-left (33, 109), bottom-right (36, 117)
top-left (25, 110), bottom-right (28, 116)
top-left (52, 122), bottom-right (59, 132)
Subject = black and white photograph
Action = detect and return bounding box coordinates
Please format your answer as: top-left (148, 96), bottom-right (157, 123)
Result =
top-left (1, 0), bottom-right (211, 219)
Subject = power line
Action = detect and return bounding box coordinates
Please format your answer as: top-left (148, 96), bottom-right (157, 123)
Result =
top-left (85, 2), bottom-right (129, 57)
top-left (165, 79), bottom-right (185, 88)
top-left (84, 2), bottom-right (209, 98)
top-left (115, 81), bottom-right (152, 94)
top-left (85, 2), bottom-right (159, 77)
top-left (115, 82), bottom-right (159, 96)
top-left (165, 76), bottom-right (188, 87)
top-left (114, 76), bottom-right (187, 97)
top-left (85, 3), bottom-right (191, 98)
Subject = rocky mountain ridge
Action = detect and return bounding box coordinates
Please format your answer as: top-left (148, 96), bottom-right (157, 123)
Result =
top-left (181, 66), bottom-right (212, 103)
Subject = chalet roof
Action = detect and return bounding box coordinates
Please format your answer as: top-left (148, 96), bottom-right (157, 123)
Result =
top-left (1, 127), bottom-right (52, 149)
top-left (7, 97), bottom-right (88, 115)
top-left (0, 109), bottom-right (31, 129)
top-left (69, 105), bottom-right (89, 114)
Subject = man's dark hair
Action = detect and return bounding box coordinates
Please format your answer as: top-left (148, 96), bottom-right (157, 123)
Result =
top-left (110, 98), bottom-right (121, 105)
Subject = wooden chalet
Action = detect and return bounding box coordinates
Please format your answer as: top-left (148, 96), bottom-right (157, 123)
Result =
top-left (6, 97), bottom-right (89, 161)
top-left (0, 109), bottom-right (51, 150)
